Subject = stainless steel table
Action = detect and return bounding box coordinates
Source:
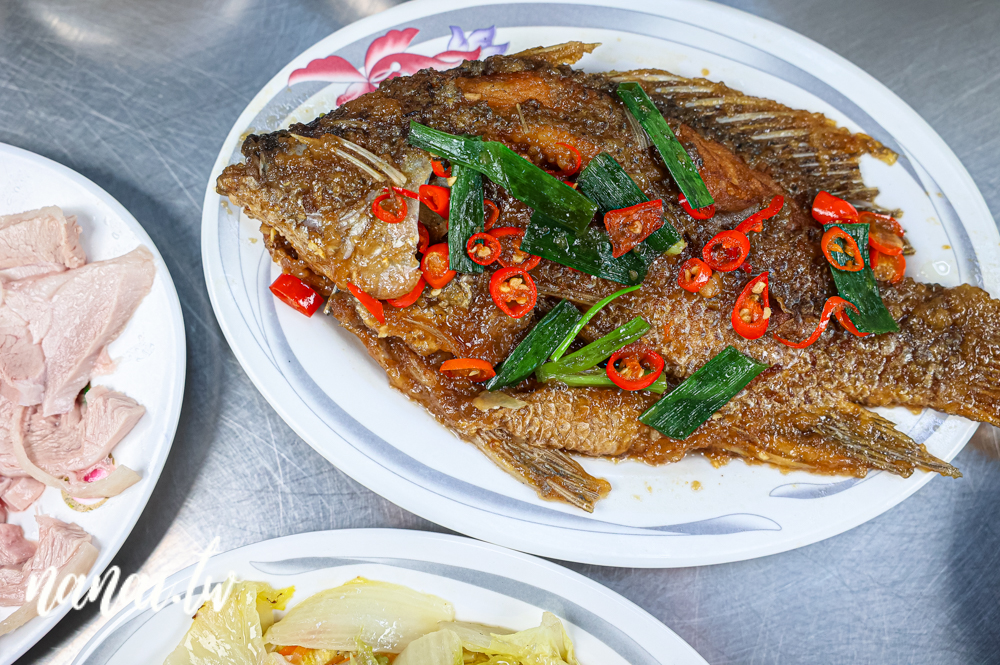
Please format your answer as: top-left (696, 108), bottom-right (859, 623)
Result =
top-left (2, 0), bottom-right (998, 662)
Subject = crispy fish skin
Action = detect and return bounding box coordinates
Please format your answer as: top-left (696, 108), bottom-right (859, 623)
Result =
top-left (219, 46), bottom-right (981, 508)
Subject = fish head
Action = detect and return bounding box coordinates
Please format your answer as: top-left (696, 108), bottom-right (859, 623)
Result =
top-left (218, 126), bottom-right (432, 300)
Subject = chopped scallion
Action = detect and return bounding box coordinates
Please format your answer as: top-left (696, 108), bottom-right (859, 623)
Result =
top-left (536, 317), bottom-right (650, 380)
top-left (823, 222), bottom-right (898, 334)
top-left (408, 122), bottom-right (597, 235)
top-left (447, 163), bottom-right (485, 274)
top-left (537, 367), bottom-right (669, 393)
top-left (485, 300), bottom-right (582, 391)
top-left (521, 212), bottom-right (655, 285)
top-left (616, 82), bottom-right (714, 209)
top-left (639, 346), bottom-right (768, 439)
top-left (551, 284), bottom-right (641, 361)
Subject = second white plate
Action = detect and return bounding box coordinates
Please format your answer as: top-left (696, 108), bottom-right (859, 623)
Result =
top-left (72, 528), bottom-right (707, 665)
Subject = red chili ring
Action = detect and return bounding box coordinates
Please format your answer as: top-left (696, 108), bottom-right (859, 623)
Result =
top-left (678, 258), bottom-right (712, 293)
top-left (702, 230), bottom-right (750, 272)
top-left (466, 232), bottom-right (502, 266)
top-left (606, 343), bottom-right (664, 390)
top-left (489, 265), bottom-right (538, 318)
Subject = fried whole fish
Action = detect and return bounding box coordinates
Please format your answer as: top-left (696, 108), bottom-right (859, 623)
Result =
top-left (218, 43), bottom-right (997, 511)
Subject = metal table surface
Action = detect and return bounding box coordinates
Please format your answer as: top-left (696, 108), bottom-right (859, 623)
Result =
top-left (1, 0), bottom-right (998, 663)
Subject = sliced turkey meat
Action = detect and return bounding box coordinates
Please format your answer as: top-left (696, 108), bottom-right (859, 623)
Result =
top-left (20, 385), bottom-right (144, 477)
top-left (3, 246), bottom-right (155, 416)
top-left (0, 477), bottom-right (45, 512)
top-left (0, 207), bottom-right (85, 281)
top-left (0, 516), bottom-right (98, 626)
top-left (0, 525), bottom-right (36, 566)
top-left (0, 307), bottom-right (45, 408)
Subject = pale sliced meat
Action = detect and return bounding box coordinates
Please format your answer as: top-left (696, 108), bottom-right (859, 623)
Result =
top-left (0, 398), bottom-right (28, 477)
top-left (0, 307), bottom-right (45, 407)
top-left (0, 477), bottom-right (45, 512)
top-left (0, 207), bottom-right (85, 280)
top-left (0, 525), bottom-right (35, 566)
top-left (3, 246), bottom-right (155, 416)
top-left (0, 515), bottom-right (96, 607)
top-left (21, 385), bottom-right (144, 476)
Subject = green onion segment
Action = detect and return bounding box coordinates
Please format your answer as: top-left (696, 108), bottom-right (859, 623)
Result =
top-left (616, 82), bottom-right (714, 209)
top-left (447, 163), bottom-right (485, 274)
top-left (823, 222), bottom-right (899, 334)
top-left (551, 284), bottom-right (641, 361)
top-left (536, 317), bottom-right (650, 381)
top-left (539, 367), bottom-right (669, 393)
top-left (522, 213), bottom-right (656, 285)
top-left (639, 346), bottom-right (768, 439)
top-left (485, 300), bottom-right (582, 391)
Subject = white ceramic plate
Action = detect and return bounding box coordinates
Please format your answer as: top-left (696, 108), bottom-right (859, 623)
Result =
top-left (201, 0), bottom-right (997, 567)
top-left (71, 528), bottom-right (707, 665)
top-left (0, 143), bottom-right (186, 663)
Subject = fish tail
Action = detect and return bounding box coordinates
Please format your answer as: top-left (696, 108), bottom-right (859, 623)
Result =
top-left (791, 403), bottom-right (961, 478)
top-left (474, 432), bottom-right (611, 512)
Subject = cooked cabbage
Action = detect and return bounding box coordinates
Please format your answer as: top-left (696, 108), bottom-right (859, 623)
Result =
top-left (455, 612), bottom-right (578, 665)
top-left (394, 629), bottom-right (464, 665)
top-left (264, 577), bottom-right (454, 652)
top-left (163, 581), bottom-right (294, 665)
top-left (435, 622), bottom-right (514, 650)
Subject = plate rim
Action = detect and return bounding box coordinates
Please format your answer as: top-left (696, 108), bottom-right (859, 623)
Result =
top-left (0, 142), bottom-right (188, 664)
top-left (70, 527), bottom-right (709, 665)
top-left (200, 0), bottom-right (993, 567)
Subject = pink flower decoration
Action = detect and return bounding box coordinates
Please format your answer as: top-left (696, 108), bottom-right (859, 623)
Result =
top-left (289, 27), bottom-right (483, 106)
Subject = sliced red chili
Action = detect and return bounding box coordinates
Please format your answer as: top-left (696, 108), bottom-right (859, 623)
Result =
top-left (419, 184), bottom-right (450, 218)
top-left (421, 243), bottom-right (456, 289)
top-left (490, 265), bottom-right (537, 318)
top-left (347, 282), bottom-right (385, 324)
top-left (735, 195), bottom-right (784, 234)
top-left (860, 211), bottom-right (904, 256)
top-left (386, 276), bottom-right (426, 308)
top-left (821, 227), bottom-right (864, 272)
top-left (604, 199), bottom-right (665, 258)
top-left (547, 142), bottom-right (582, 178)
top-left (489, 227), bottom-right (541, 270)
top-left (731, 272), bottom-right (771, 340)
top-left (774, 296), bottom-right (862, 348)
top-left (269, 273), bottom-right (322, 317)
top-left (440, 358), bottom-right (496, 382)
top-left (702, 230), bottom-right (750, 272)
top-left (606, 343), bottom-right (665, 391)
top-left (431, 159), bottom-right (452, 178)
top-left (871, 247), bottom-right (905, 285)
top-left (483, 199), bottom-right (500, 230)
top-left (678, 258), bottom-right (712, 293)
top-left (372, 187), bottom-right (408, 224)
top-left (417, 222), bottom-right (430, 255)
top-left (678, 193), bottom-right (717, 220)
top-left (833, 307), bottom-right (869, 338)
top-left (466, 232), bottom-right (501, 265)
top-left (811, 191), bottom-right (859, 224)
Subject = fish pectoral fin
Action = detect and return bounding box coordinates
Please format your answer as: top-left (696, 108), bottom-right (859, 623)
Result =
top-left (791, 403), bottom-right (961, 479)
top-left (474, 432), bottom-right (610, 512)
